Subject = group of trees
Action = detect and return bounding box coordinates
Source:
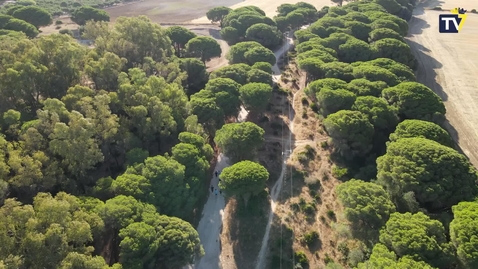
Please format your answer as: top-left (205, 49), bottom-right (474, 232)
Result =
top-left (0, 0), bottom-right (124, 16)
top-left (0, 14), bottom-right (246, 268)
top-left (289, 0), bottom-right (478, 268)
top-left (0, 1), bottom-right (110, 38)
top-left (0, 4), bottom-right (52, 37)
top-left (0, 5), bottom-right (281, 265)
top-left (207, 3), bottom-right (316, 49)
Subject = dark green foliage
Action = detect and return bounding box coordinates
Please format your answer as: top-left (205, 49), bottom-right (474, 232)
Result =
top-left (323, 110), bottom-right (375, 158)
top-left (297, 49), bottom-right (337, 63)
top-left (450, 201), bottom-right (478, 269)
top-left (347, 78), bottom-right (388, 96)
top-left (344, 21), bottom-right (372, 41)
top-left (166, 26), bottom-right (197, 57)
top-left (214, 122), bottom-right (265, 163)
top-left (353, 64), bottom-right (400, 86)
top-left (337, 179), bottom-right (396, 229)
top-left (382, 82), bottom-right (446, 122)
top-left (185, 36), bottom-right (222, 63)
top-left (317, 88), bottom-right (356, 117)
top-left (206, 6), bottom-right (231, 27)
top-left (369, 28), bottom-right (404, 42)
top-left (179, 58), bottom-right (208, 95)
top-left (245, 23), bottom-right (282, 49)
top-left (321, 62), bottom-right (354, 82)
top-left (71, 6), bottom-right (110, 25)
top-left (338, 39), bottom-right (376, 63)
top-left (219, 160), bottom-right (269, 203)
top-left (220, 26), bottom-right (240, 45)
top-left (11, 6), bottom-right (52, 28)
top-left (304, 78), bottom-right (348, 100)
top-left (379, 212), bottom-right (455, 268)
top-left (372, 38), bottom-right (415, 68)
top-left (376, 138), bottom-right (478, 211)
top-left (247, 68), bottom-right (272, 85)
top-left (358, 243), bottom-right (437, 269)
top-left (370, 19), bottom-right (401, 35)
top-left (294, 29), bottom-right (319, 43)
top-left (3, 18), bottom-right (38, 37)
top-left (352, 96), bottom-right (398, 131)
top-left (366, 58), bottom-right (415, 82)
top-left (209, 63), bottom-right (251, 85)
top-left (0, 14), bottom-right (14, 28)
top-left (239, 82), bottom-right (273, 113)
top-left (389, 119), bottom-right (453, 147)
top-left (251, 61), bottom-right (272, 73)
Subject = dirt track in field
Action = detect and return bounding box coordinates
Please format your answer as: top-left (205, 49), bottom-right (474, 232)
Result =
top-left (406, 0), bottom-right (478, 167)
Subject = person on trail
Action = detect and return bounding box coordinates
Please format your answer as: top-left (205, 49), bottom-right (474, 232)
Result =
top-left (210, 185), bottom-right (214, 192)
top-left (215, 171), bottom-right (218, 177)
top-left (215, 189), bottom-right (218, 196)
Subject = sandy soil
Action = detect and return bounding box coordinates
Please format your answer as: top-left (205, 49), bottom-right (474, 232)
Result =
top-left (189, 0), bottom-right (332, 23)
top-left (406, 0), bottom-right (478, 167)
top-left (39, 16), bottom-right (79, 36)
top-left (190, 154), bottom-right (228, 269)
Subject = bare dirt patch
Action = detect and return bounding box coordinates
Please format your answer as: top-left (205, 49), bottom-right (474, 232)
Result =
top-left (39, 16), bottom-right (79, 36)
top-left (406, 0), bottom-right (478, 167)
top-left (261, 63), bottom-right (349, 268)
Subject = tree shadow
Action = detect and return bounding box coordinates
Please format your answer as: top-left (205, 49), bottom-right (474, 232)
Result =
top-left (256, 89), bottom-right (296, 185)
top-left (405, 37), bottom-right (468, 155)
top-left (266, 215), bottom-right (296, 269)
top-left (407, 16), bottom-right (430, 36)
top-left (405, 40), bottom-right (447, 100)
top-left (228, 191), bottom-right (270, 269)
top-left (208, 28), bottom-right (223, 40)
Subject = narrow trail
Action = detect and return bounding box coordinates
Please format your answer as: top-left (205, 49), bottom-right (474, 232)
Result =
top-left (255, 35), bottom-right (299, 269)
top-left (186, 32), bottom-right (294, 269)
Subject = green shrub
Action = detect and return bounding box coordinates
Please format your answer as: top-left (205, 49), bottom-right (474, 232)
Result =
top-left (332, 166), bottom-right (348, 180)
top-left (327, 210), bottom-right (336, 219)
top-left (295, 251), bottom-right (309, 266)
top-left (303, 231), bottom-right (319, 247)
top-left (59, 29), bottom-right (72, 36)
top-left (55, 20), bottom-right (62, 25)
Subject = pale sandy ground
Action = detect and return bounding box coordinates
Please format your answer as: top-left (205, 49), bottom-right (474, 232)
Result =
top-left (193, 154), bottom-right (228, 269)
top-left (189, 0), bottom-right (332, 23)
top-left (406, 0), bottom-right (478, 167)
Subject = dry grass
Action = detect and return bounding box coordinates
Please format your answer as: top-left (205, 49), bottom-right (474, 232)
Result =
top-left (263, 63), bottom-right (351, 268)
top-left (39, 16), bottom-right (79, 36)
top-left (218, 192), bottom-right (269, 269)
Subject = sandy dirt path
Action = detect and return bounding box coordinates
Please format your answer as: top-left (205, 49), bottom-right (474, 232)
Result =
top-left (406, 1), bottom-right (478, 167)
top-left (189, 0), bottom-right (332, 24)
top-left (255, 35), bottom-right (298, 269)
top-left (192, 154), bottom-right (229, 269)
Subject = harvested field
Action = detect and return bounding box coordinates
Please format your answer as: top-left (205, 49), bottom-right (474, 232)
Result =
top-left (106, 0), bottom-right (242, 23)
top-left (106, 0), bottom-right (332, 24)
top-left (406, 0), bottom-right (478, 167)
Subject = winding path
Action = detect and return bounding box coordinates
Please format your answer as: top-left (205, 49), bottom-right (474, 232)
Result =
top-left (255, 35), bottom-right (301, 269)
top-left (184, 32), bottom-right (296, 269)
